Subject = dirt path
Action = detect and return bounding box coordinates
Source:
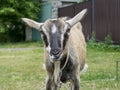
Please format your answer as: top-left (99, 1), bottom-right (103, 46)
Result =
top-left (0, 47), bottom-right (41, 51)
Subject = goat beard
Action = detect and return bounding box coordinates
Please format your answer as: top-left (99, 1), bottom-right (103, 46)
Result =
top-left (54, 61), bottom-right (60, 85)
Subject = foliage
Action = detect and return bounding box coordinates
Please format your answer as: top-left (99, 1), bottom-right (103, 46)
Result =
top-left (0, 0), bottom-right (41, 42)
top-left (88, 33), bottom-right (120, 52)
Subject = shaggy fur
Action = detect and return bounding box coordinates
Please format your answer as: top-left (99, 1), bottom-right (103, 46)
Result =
top-left (22, 9), bottom-right (87, 90)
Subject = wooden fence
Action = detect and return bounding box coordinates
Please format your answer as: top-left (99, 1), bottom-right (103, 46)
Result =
top-left (58, 1), bottom-right (92, 41)
top-left (58, 0), bottom-right (120, 44)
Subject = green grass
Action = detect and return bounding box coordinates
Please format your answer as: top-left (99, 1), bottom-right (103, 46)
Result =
top-left (0, 42), bottom-right (120, 90)
top-left (0, 41), bottom-right (44, 48)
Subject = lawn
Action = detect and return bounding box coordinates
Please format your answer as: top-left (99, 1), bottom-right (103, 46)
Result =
top-left (0, 42), bottom-right (120, 90)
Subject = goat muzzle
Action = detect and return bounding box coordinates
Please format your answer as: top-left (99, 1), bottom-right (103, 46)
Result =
top-left (50, 48), bottom-right (62, 60)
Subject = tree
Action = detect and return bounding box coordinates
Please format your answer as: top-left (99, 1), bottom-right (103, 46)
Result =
top-left (0, 0), bottom-right (41, 42)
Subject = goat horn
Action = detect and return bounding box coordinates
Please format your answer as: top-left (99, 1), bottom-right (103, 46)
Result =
top-left (66, 9), bottom-right (87, 26)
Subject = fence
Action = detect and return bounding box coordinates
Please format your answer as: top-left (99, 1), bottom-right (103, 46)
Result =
top-left (94, 0), bottom-right (120, 44)
top-left (58, 0), bottom-right (120, 44)
top-left (116, 61), bottom-right (120, 80)
top-left (58, 1), bottom-right (92, 41)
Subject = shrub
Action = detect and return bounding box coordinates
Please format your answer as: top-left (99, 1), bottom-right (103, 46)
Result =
top-left (0, 0), bottom-right (41, 42)
top-left (88, 33), bottom-right (120, 52)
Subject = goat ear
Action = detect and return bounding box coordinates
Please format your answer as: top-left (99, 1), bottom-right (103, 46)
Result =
top-left (66, 9), bottom-right (87, 26)
top-left (22, 18), bottom-right (43, 31)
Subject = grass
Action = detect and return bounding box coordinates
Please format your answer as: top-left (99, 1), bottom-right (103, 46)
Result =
top-left (0, 41), bottom-right (120, 90)
top-left (0, 41), bottom-right (44, 48)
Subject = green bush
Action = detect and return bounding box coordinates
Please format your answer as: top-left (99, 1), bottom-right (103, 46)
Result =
top-left (88, 33), bottom-right (120, 52)
top-left (0, 33), bottom-right (8, 42)
top-left (0, 0), bottom-right (41, 42)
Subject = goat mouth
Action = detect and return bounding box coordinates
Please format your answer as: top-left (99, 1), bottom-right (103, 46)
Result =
top-left (50, 52), bottom-right (62, 62)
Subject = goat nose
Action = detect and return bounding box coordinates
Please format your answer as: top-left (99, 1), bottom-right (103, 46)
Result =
top-left (50, 48), bottom-right (61, 58)
top-left (51, 48), bottom-right (61, 55)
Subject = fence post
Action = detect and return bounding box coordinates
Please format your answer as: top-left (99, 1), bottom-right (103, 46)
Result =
top-left (91, 0), bottom-right (94, 35)
top-left (116, 61), bottom-right (119, 80)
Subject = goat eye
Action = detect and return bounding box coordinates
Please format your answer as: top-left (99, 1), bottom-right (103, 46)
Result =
top-left (40, 32), bottom-right (48, 47)
top-left (67, 28), bottom-right (70, 32)
top-left (40, 31), bottom-right (45, 39)
top-left (40, 30), bottom-right (44, 34)
top-left (64, 32), bottom-right (69, 38)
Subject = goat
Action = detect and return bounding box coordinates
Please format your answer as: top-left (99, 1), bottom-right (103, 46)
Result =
top-left (22, 9), bottom-right (88, 90)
